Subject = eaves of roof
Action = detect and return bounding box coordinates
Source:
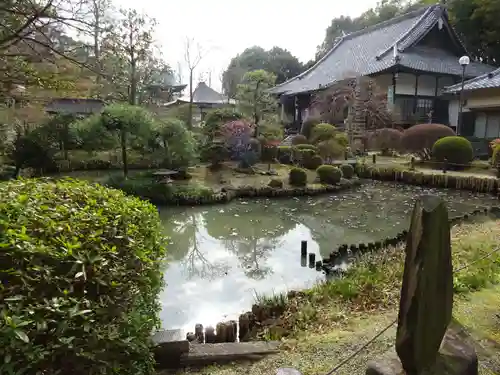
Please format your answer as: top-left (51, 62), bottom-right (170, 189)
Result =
top-left (444, 67), bottom-right (500, 93)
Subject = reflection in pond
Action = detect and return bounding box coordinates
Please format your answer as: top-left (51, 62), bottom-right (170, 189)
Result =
top-left (158, 181), bottom-right (499, 331)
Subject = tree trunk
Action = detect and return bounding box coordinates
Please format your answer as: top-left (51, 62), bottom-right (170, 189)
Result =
top-left (93, 0), bottom-right (101, 87)
top-left (188, 69), bottom-right (194, 129)
top-left (121, 128), bottom-right (128, 178)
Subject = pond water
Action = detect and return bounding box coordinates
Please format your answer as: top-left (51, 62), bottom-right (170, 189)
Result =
top-left (158, 181), bottom-right (499, 331)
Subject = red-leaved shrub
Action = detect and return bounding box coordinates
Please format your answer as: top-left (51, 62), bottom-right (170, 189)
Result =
top-left (400, 123), bottom-right (455, 159)
top-left (368, 128), bottom-right (403, 154)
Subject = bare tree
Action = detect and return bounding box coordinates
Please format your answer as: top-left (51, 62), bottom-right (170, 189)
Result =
top-left (312, 75), bottom-right (397, 145)
top-left (184, 37), bottom-right (208, 128)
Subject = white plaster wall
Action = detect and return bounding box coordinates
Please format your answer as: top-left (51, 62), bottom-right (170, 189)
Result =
top-left (448, 98), bottom-right (470, 129)
top-left (375, 73), bottom-right (455, 97)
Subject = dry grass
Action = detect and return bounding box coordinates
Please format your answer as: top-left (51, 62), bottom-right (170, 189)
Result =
top-left (171, 220), bottom-right (500, 375)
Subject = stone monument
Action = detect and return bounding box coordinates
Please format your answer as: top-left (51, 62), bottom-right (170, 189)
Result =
top-left (366, 195), bottom-right (478, 375)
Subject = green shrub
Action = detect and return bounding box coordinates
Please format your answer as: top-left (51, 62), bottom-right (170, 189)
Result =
top-left (401, 123), bottom-right (455, 159)
top-left (316, 165), bottom-right (342, 184)
top-left (268, 178), bottom-right (284, 188)
top-left (431, 136), bottom-right (473, 167)
top-left (311, 123), bottom-right (336, 143)
top-left (106, 175), bottom-right (214, 204)
top-left (317, 139), bottom-right (345, 161)
top-left (291, 134), bottom-right (308, 145)
top-left (493, 144), bottom-right (500, 166)
top-left (304, 155), bottom-right (323, 170)
top-left (334, 132), bottom-right (349, 147)
top-left (278, 146), bottom-right (293, 164)
top-left (288, 167), bottom-right (308, 186)
top-left (300, 117), bottom-right (320, 139)
top-left (294, 143), bottom-right (319, 153)
top-left (340, 164), bottom-right (355, 179)
top-left (0, 178), bottom-right (166, 375)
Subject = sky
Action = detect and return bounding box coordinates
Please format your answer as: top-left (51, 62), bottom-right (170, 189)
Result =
top-left (115, 0), bottom-right (380, 91)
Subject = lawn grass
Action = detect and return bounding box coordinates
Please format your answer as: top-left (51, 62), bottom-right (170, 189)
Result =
top-left (169, 219), bottom-right (500, 375)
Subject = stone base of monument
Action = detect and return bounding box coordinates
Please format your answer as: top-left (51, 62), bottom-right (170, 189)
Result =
top-left (366, 323), bottom-right (478, 375)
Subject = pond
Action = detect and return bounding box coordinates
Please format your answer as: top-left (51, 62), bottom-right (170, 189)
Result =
top-left (158, 181), bottom-right (499, 331)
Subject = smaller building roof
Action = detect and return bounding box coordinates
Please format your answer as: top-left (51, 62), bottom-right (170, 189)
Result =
top-left (165, 82), bottom-right (235, 106)
top-left (45, 98), bottom-right (105, 114)
top-left (444, 67), bottom-right (500, 94)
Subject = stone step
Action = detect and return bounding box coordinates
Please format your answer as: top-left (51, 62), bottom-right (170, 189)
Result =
top-left (179, 341), bottom-right (281, 367)
top-left (152, 329), bottom-right (189, 367)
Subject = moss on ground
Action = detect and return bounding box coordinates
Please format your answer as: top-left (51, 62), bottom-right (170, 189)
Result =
top-left (169, 220), bottom-right (500, 375)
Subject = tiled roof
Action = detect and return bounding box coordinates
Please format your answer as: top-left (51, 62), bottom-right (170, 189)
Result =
top-left (190, 82), bottom-right (228, 104)
top-left (444, 67), bottom-right (500, 93)
top-left (45, 98), bottom-right (105, 114)
top-left (270, 5), bottom-right (496, 96)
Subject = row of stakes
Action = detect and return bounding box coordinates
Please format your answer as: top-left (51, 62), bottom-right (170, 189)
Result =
top-left (300, 207), bottom-right (493, 274)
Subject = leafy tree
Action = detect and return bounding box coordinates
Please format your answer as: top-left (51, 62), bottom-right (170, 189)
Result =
top-left (447, 0), bottom-right (500, 64)
top-left (222, 46), bottom-right (304, 98)
top-left (83, 104), bottom-right (156, 177)
top-left (236, 70), bottom-right (277, 136)
top-left (153, 118), bottom-right (197, 169)
top-left (102, 8), bottom-right (160, 105)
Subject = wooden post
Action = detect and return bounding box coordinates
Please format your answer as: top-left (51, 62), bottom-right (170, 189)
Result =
top-left (372, 154), bottom-right (376, 164)
top-left (301, 240), bottom-right (308, 257)
top-left (195, 323), bottom-right (204, 343)
top-left (443, 158), bottom-right (448, 173)
top-left (410, 156), bottom-right (415, 171)
top-left (308, 253), bottom-right (315, 267)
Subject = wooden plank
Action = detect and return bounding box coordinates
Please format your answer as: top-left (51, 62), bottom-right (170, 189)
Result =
top-left (179, 341), bottom-right (281, 367)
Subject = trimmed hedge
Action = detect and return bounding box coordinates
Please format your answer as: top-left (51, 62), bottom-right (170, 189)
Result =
top-left (340, 164), bottom-right (355, 179)
top-left (431, 136), bottom-right (473, 167)
top-left (316, 165), bottom-right (342, 184)
top-left (289, 167), bottom-right (308, 186)
top-left (0, 178), bottom-right (166, 375)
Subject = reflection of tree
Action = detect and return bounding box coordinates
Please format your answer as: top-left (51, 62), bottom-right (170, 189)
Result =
top-left (224, 236), bottom-right (282, 280)
top-left (203, 203), bottom-right (296, 280)
top-left (164, 213), bottom-right (229, 281)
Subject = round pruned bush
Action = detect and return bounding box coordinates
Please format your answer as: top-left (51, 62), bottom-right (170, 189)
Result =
top-left (289, 167), bottom-right (308, 186)
top-left (291, 134), bottom-right (308, 145)
top-left (431, 136), bottom-right (473, 168)
top-left (0, 178), bottom-right (166, 375)
top-left (368, 128), bottom-right (403, 154)
top-left (304, 155), bottom-right (323, 170)
top-left (278, 146), bottom-right (293, 164)
top-left (400, 123), bottom-right (455, 159)
top-left (310, 123), bottom-right (336, 143)
top-left (340, 164), bottom-right (355, 179)
top-left (316, 164), bottom-right (342, 184)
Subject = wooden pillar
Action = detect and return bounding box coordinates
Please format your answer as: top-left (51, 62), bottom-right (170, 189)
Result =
top-left (413, 74), bottom-right (420, 123)
top-left (391, 72), bottom-right (397, 127)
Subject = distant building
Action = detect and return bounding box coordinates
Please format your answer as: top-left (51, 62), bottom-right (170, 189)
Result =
top-left (444, 68), bottom-right (500, 140)
top-left (163, 82), bottom-right (236, 123)
top-left (45, 98), bottom-right (105, 116)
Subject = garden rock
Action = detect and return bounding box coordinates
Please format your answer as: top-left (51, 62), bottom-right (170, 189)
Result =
top-left (366, 321), bottom-right (478, 375)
